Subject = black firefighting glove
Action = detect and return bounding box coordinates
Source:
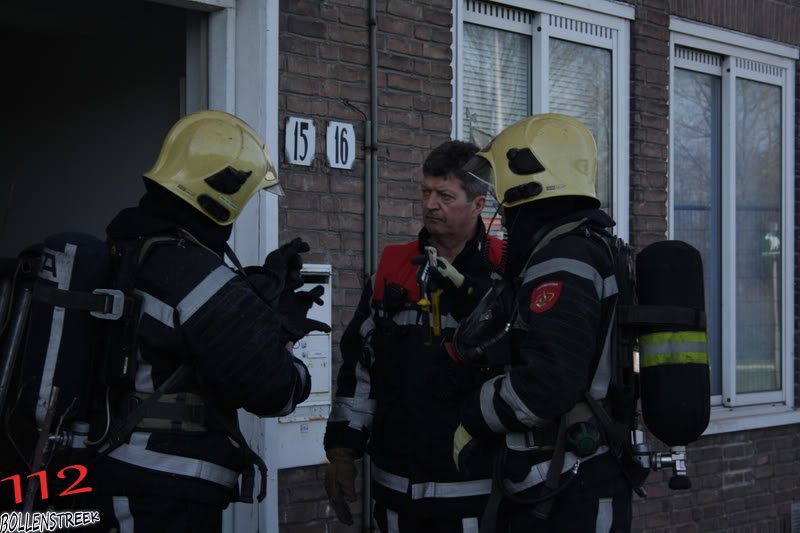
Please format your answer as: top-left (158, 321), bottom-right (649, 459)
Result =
top-left (278, 285), bottom-right (332, 342)
top-left (264, 237), bottom-right (310, 293)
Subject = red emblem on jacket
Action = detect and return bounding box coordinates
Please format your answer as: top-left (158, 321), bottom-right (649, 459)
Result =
top-left (529, 281), bottom-right (563, 313)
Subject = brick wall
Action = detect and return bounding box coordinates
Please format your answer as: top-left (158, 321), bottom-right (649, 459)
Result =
top-left (278, 462), bottom-right (366, 532)
top-left (278, 0), bottom-right (453, 337)
top-left (670, 0), bottom-right (800, 46)
top-left (279, 0), bottom-right (371, 330)
top-left (632, 427), bottom-right (800, 532)
top-left (628, 0), bottom-right (670, 252)
top-left (277, 0), bottom-right (454, 530)
top-left (275, 0), bottom-right (800, 530)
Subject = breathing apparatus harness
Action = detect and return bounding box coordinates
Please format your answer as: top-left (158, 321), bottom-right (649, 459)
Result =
top-left (0, 230), bottom-right (271, 506)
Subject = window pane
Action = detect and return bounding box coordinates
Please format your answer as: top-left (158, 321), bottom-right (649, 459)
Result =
top-left (673, 68), bottom-right (722, 396)
top-left (735, 78), bottom-right (782, 394)
top-left (463, 23), bottom-right (530, 145)
top-left (549, 39), bottom-right (612, 210)
top-left (463, 23), bottom-right (530, 235)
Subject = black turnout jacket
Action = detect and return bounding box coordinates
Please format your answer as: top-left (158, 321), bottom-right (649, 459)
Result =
top-left (94, 203), bottom-right (310, 505)
top-left (460, 208), bottom-right (626, 498)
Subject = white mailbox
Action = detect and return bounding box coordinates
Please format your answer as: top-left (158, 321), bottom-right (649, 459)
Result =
top-left (276, 263), bottom-right (332, 469)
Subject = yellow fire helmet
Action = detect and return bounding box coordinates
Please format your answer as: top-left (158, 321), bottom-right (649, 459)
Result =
top-left (144, 109), bottom-right (282, 225)
top-left (463, 113), bottom-right (599, 209)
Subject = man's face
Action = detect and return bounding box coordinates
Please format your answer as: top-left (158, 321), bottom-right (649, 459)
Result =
top-left (421, 174), bottom-right (485, 241)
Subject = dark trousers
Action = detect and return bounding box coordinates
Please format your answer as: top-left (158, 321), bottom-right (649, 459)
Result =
top-left (373, 501), bottom-right (480, 533)
top-left (86, 495), bottom-right (225, 533)
top-left (82, 456), bottom-right (233, 532)
top-left (498, 454), bottom-right (632, 533)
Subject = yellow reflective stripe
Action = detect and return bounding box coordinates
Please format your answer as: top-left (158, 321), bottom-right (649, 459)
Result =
top-left (639, 331), bottom-right (709, 367)
top-left (640, 351), bottom-right (708, 367)
top-left (640, 331), bottom-right (707, 345)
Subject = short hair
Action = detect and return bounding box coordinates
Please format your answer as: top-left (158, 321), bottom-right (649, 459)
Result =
top-left (422, 140), bottom-right (487, 200)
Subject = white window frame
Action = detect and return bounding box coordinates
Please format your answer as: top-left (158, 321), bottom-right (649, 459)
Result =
top-left (669, 17), bottom-right (799, 434)
top-left (453, 0), bottom-right (633, 238)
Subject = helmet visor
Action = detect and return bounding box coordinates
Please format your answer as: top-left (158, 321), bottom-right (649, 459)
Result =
top-left (260, 148), bottom-right (283, 196)
top-left (462, 155), bottom-right (497, 200)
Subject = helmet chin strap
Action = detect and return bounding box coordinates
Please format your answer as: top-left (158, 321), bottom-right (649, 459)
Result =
top-left (223, 243), bottom-right (245, 274)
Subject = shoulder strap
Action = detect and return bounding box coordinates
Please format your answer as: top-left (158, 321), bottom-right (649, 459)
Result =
top-left (103, 233), bottom-right (188, 386)
top-left (579, 232), bottom-right (652, 495)
top-left (31, 283), bottom-right (123, 319)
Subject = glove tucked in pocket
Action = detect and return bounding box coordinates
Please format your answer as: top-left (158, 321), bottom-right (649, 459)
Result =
top-left (453, 423), bottom-right (494, 479)
top-left (324, 448), bottom-right (358, 525)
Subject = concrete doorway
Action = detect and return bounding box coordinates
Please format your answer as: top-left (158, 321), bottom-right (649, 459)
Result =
top-left (1, 0), bottom-right (189, 255)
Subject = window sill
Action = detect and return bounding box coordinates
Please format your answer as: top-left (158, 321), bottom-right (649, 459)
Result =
top-left (704, 404), bottom-right (800, 435)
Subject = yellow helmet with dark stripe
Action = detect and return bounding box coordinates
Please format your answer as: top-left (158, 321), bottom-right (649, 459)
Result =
top-left (463, 114), bottom-right (598, 209)
top-left (144, 109), bottom-right (281, 225)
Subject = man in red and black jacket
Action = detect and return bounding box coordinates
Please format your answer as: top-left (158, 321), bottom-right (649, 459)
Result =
top-left (324, 140), bottom-right (504, 532)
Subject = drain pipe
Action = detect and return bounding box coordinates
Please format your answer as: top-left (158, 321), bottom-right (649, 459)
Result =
top-left (364, 0), bottom-right (379, 531)
top-left (367, 0), bottom-right (379, 273)
top-left (342, 0), bottom-right (377, 525)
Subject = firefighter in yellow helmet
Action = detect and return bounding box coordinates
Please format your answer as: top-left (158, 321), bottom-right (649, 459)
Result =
top-left (451, 114), bottom-right (634, 531)
top-left (89, 110), bottom-right (329, 532)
